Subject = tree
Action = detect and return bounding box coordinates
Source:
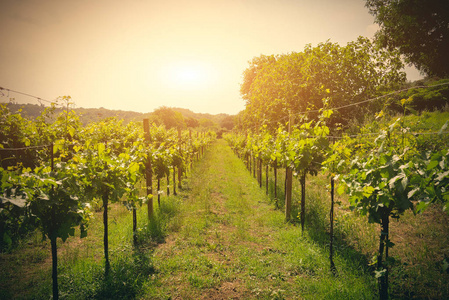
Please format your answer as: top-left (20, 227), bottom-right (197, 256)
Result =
top-left (199, 118), bottom-right (216, 129)
top-left (219, 115), bottom-right (235, 130)
top-left (151, 106), bottom-right (186, 129)
top-left (240, 55), bottom-right (277, 101)
top-left (366, 0), bottom-right (449, 77)
top-left (185, 116), bottom-right (200, 128)
top-left (241, 38), bottom-right (405, 130)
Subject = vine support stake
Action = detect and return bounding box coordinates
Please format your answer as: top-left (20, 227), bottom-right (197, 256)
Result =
top-left (330, 177), bottom-right (336, 274)
top-left (177, 128), bottom-right (182, 190)
top-left (378, 208), bottom-right (390, 300)
top-left (274, 159), bottom-right (278, 207)
top-left (265, 165), bottom-right (269, 195)
top-left (285, 113), bottom-right (294, 222)
top-left (50, 143), bottom-right (54, 171)
top-left (173, 165), bottom-right (177, 195)
top-left (300, 173), bottom-right (306, 233)
top-left (143, 119), bottom-right (153, 220)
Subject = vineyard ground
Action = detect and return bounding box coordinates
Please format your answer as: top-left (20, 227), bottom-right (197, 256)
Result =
top-left (1, 139), bottom-right (448, 299)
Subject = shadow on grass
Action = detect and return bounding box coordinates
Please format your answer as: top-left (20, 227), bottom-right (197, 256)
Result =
top-left (82, 249), bottom-right (155, 300)
top-left (264, 171), bottom-right (373, 277)
top-left (57, 196), bottom-right (184, 300)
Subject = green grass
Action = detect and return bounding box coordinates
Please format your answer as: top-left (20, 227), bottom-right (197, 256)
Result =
top-left (1, 139), bottom-right (448, 299)
top-left (140, 140), bottom-right (377, 299)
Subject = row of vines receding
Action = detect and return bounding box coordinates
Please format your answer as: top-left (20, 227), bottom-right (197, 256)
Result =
top-left (0, 100), bottom-right (215, 300)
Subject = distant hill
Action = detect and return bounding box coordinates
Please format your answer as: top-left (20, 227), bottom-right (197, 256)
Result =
top-left (0, 102), bottom-right (235, 127)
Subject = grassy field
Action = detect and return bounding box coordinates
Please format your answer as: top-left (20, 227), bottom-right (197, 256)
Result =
top-left (1, 139), bottom-right (448, 299)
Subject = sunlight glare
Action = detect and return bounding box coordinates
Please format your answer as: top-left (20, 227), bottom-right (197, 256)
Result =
top-left (162, 60), bottom-right (214, 91)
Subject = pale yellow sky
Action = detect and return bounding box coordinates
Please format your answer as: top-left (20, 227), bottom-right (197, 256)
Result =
top-left (0, 0), bottom-right (422, 115)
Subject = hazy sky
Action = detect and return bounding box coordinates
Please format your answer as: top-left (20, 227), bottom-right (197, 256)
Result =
top-left (0, 0), bottom-right (422, 115)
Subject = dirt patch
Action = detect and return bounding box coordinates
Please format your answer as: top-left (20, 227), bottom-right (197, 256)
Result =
top-left (390, 205), bottom-right (449, 265)
top-left (199, 280), bottom-right (250, 300)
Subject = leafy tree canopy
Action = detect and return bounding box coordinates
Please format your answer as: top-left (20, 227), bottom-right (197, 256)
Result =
top-left (150, 106), bottom-right (186, 129)
top-left (219, 115), bottom-right (235, 130)
top-left (240, 37), bottom-right (406, 130)
top-left (366, 0), bottom-right (449, 77)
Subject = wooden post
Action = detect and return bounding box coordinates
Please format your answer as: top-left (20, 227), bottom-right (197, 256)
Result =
top-left (285, 168), bottom-right (293, 222)
top-left (285, 113), bottom-right (294, 222)
top-left (300, 173), bottom-right (306, 232)
top-left (329, 137), bottom-right (336, 274)
top-left (330, 177), bottom-right (336, 274)
top-left (50, 236), bottom-right (59, 300)
top-left (253, 155), bottom-right (256, 178)
top-left (143, 119), bottom-right (153, 220)
top-left (189, 129), bottom-right (192, 176)
top-left (167, 172), bottom-right (170, 196)
top-left (173, 165), bottom-right (177, 195)
top-left (274, 159), bottom-right (278, 202)
top-left (266, 165), bottom-right (269, 195)
top-left (132, 208), bottom-right (137, 244)
top-left (103, 192), bottom-right (110, 276)
top-left (157, 178), bottom-right (161, 207)
top-left (50, 143), bottom-right (54, 171)
top-left (177, 128), bottom-right (182, 189)
top-left (378, 208), bottom-right (390, 300)
top-left (50, 143), bottom-right (58, 299)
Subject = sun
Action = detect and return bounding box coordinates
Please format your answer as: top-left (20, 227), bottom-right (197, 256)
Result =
top-left (175, 66), bottom-right (202, 84)
top-left (162, 60), bottom-right (214, 90)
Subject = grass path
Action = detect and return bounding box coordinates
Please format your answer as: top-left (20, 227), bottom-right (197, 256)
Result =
top-left (143, 139), bottom-right (375, 299)
top-left (0, 139), bottom-right (377, 299)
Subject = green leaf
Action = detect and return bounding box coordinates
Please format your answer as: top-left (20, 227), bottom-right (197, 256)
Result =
top-left (415, 201), bottom-right (429, 214)
top-left (436, 170), bottom-right (449, 182)
top-left (96, 143), bottom-right (106, 156)
top-left (68, 126), bottom-right (76, 138)
top-left (375, 268), bottom-right (387, 278)
top-left (389, 174), bottom-right (403, 189)
top-left (128, 162), bottom-right (140, 176)
top-left (386, 239), bottom-right (395, 248)
top-left (363, 186), bottom-right (375, 198)
top-left (1, 197), bottom-right (27, 207)
top-left (337, 184), bottom-right (345, 195)
top-left (54, 139), bottom-right (65, 154)
top-left (427, 159), bottom-right (439, 171)
top-left (408, 187), bottom-right (420, 199)
top-left (400, 176), bottom-right (408, 191)
top-left (322, 109), bottom-right (333, 119)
